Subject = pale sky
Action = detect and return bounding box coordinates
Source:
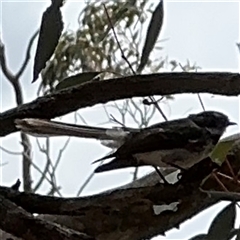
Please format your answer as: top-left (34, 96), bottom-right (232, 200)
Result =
top-left (0, 1), bottom-right (240, 239)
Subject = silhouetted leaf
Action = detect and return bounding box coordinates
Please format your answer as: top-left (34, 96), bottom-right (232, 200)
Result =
top-left (188, 234), bottom-right (207, 240)
top-left (55, 72), bottom-right (101, 91)
top-left (210, 133), bottom-right (240, 165)
top-left (137, 0), bottom-right (164, 73)
top-left (206, 202), bottom-right (236, 240)
top-left (32, 0), bottom-right (64, 83)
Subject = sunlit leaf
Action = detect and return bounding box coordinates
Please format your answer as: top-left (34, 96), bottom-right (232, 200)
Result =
top-left (55, 71), bottom-right (101, 91)
top-left (210, 133), bottom-right (240, 165)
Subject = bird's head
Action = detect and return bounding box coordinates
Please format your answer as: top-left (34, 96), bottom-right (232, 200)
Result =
top-left (188, 111), bottom-right (236, 135)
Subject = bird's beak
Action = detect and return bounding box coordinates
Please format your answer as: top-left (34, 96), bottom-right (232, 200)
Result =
top-left (228, 121), bottom-right (237, 126)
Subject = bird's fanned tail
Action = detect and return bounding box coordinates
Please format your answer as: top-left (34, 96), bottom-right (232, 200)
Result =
top-left (15, 118), bottom-right (129, 141)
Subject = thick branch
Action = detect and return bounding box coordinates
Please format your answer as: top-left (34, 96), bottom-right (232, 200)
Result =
top-left (1, 149), bottom-right (240, 240)
top-left (1, 72), bottom-right (240, 137)
top-left (0, 195), bottom-right (95, 240)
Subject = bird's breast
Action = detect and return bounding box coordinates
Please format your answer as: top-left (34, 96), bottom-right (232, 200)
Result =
top-left (133, 142), bottom-right (216, 169)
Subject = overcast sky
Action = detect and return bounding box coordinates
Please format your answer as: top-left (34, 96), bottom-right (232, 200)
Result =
top-left (1, 1), bottom-right (240, 239)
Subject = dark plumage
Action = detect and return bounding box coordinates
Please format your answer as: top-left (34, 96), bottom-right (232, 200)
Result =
top-left (15, 111), bottom-right (236, 174)
top-left (94, 111), bottom-right (235, 172)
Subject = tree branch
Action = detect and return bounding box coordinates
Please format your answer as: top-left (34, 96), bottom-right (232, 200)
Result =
top-left (16, 30), bottom-right (39, 79)
top-left (1, 72), bottom-right (240, 137)
top-left (1, 148), bottom-right (240, 240)
top-left (0, 195), bottom-right (95, 240)
top-left (0, 37), bottom-right (33, 192)
top-left (0, 39), bottom-right (16, 84)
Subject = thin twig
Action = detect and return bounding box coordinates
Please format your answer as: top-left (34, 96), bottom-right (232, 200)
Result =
top-left (149, 96), bottom-right (168, 121)
top-left (103, 3), bottom-right (167, 122)
top-left (212, 172), bottom-right (229, 192)
top-left (197, 93), bottom-right (205, 111)
top-left (179, 62), bottom-right (205, 111)
top-left (16, 30), bottom-right (39, 78)
top-left (0, 146), bottom-right (22, 155)
top-left (0, 38), bottom-right (15, 83)
top-left (110, 114), bottom-right (126, 127)
top-left (133, 167), bottom-right (139, 181)
top-left (44, 138), bottom-right (62, 196)
top-left (0, 162), bottom-right (8, 167)
top-left (36, 138), bottom-right (62, 197)
top-left (33, 157), bottom-right (50, 192)
top-left (52, 137), bottom-right (70, 176)
top-left (0, 37), bottom-right (33, 192)
top-left (77, 171), bottom-right (95, 196)
top-left (22, 147), bottom-right (52, 189)
top-left (103, 4), bottom-right (136, 75)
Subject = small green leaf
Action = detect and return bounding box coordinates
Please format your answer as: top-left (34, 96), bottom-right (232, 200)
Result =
top-left (210, 133), bottom-right (240, 165)
top-left (206, 202), bottom-right (236, 240)
top-left (55, 71), bottom-right (101, 91)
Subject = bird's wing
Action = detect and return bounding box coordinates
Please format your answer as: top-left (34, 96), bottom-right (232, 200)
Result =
top-left (117, 118), bottom-right (208, 155)
top-left (15, 118), bottom-right (130, 141)
top-left (93, 119), bottom-right (211, 173)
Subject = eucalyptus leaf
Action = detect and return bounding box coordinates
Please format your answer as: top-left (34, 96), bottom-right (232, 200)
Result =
top-left (210, 133), bottom-right (240, 165)
top-left (206, 202), bottom-right (236, 240)
top-left (137, 0), bottom-right (164, 73)
top-left (32, 0), bottom-right (64, 83)
top-left (55, 71), bottom-right (101, 91)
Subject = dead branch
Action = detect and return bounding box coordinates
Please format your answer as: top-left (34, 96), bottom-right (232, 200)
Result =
top-left (1, 72), bottom-right (240, 137)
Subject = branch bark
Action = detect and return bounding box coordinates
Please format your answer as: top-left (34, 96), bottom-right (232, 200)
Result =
top-left (1, 144), bottom-right (240, 240)
top-left (1, 72), bottom-right (240, 137)
top-left (0, 195), bottom-right (95, 240)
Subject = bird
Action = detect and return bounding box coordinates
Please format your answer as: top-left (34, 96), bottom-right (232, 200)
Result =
top-left (15, 111), bottom-right (236, 174)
